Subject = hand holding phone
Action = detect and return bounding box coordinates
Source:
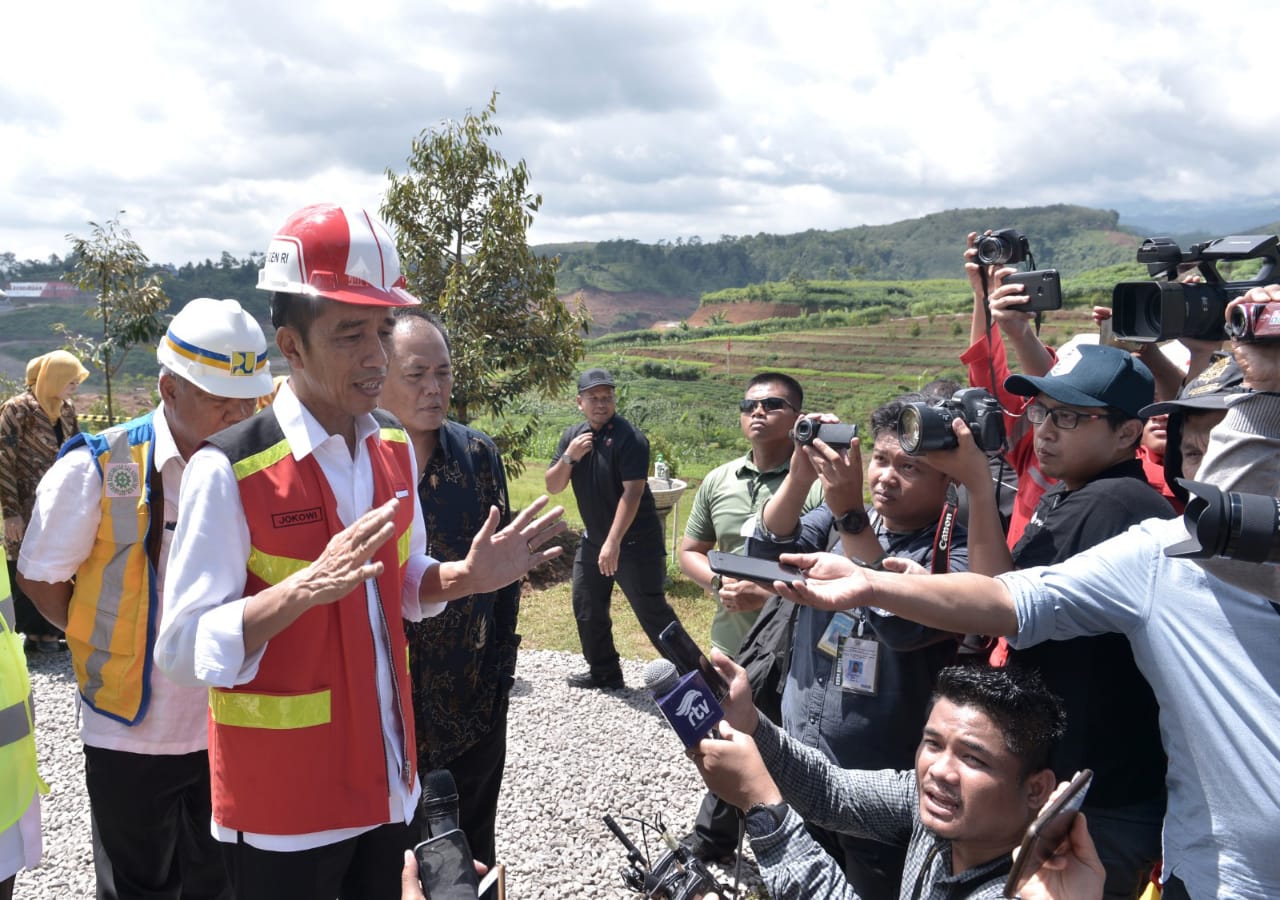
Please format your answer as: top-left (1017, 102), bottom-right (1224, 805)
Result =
top-left (657, 620), bottom-right (730, 701)
top-left (415, 829), bottom-right (479, 900)
top-left (1002, 269), bottom-right (1063, 312)
top-left (1003, 769), bottom-right (1094, 898)
top-left (708, 550), bottom-right (805, 590)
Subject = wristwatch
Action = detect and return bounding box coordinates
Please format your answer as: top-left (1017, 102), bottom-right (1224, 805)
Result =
top-left (710, 574), bottom-right (723, 593)
top-left (565, 455), bottom-right (578, 466)
top-left (745, 801), bottom-right (789, 838)
top-left (835, 507), bottom-right (870, 535)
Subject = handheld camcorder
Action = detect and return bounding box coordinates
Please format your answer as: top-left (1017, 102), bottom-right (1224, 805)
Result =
top-left (793, 418), bottom-right (858, 449)
top-left (1164, 479), bottom-right (1280, 565)
top-left (897, 388), bottom-right (1004, 456)
top-left (976, 228), bottom-right (1031, 266)
top-left (1111, 234), bottom-right (1280, 342)
top-left (1225, 299), bottom-right (1280, 343)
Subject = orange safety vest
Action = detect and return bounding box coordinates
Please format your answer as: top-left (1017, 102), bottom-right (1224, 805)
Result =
top-left (205, 409), bottom-right (416, 835)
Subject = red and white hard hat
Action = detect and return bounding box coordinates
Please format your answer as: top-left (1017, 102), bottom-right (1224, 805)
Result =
top-left (256, 203), bottom-right (418, 307)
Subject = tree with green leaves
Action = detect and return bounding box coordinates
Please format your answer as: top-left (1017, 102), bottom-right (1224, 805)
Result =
top-left (61, 214), bottom-right (169, 425)
top-left (381, 92), bottom-right (589, 475)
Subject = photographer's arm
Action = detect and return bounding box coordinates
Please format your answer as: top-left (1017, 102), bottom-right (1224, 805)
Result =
top-left (760, 443), bottom-right (820, 538)
top-left (774, 553), bottom-right (1019, 637)
top-left (965, 232), bottom-right (1055, 378)
top-left (923, 421), bottom-right (1014, 576)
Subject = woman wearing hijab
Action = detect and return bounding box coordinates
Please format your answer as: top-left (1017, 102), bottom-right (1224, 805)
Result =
top-left (0, 350), bottom-right (89, 652)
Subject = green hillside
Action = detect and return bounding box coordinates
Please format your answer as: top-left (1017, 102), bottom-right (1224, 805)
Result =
top-left (547, 204), bottom-right (1145, 297)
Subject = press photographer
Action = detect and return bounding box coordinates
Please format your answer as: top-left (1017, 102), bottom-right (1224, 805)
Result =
top-left (769, 285), bottom-right (1280, 899)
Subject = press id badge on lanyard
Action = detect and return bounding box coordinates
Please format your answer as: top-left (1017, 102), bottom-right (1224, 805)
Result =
top-left (820, 611), bottom-right (879, 695)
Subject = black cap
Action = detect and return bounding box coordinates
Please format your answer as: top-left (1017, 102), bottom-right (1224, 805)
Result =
top-left (577, 368), bottom-right (616, 393)
top-left (1005, 344), bottom-right (1154, 419)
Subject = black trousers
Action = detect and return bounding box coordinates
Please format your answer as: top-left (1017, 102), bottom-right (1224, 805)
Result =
top-left (571, 542), bottom-right (679, 677)
top-left (693, 790), bottom-right (741, 854)
top-left (220, 822), bottom-right (415, 900)
top-left (83, 745), bottom-right (230, 900)
top-left (418, 698), bottom-right (510, 869)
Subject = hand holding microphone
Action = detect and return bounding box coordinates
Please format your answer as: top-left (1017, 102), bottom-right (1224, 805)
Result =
top-left (687, 720), bottom-right (783, 813)
top-left (644, 658), bottom-right (725, 748)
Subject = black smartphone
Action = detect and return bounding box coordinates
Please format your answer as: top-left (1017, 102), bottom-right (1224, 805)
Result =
top-left (415, 828), bottom-right (480, 900)
top-left (708, 550), bottom-right (805, 589)
top-left (657, 620), bottom-right (730, 701)
top-left (1003, 268), bottom-right (1062, 312)
top-left (1003, 768), bottom-right (1094, 898)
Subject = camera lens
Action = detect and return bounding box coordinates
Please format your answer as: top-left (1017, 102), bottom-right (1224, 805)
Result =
top-left (793, 418), bottom-right (816, 444)
top-left (1225, 303), bottom-right (1251, 341)
top-left (898, 407), bottom-right (924, 454)
top-left (976, 235), bottom-right (1011, 266)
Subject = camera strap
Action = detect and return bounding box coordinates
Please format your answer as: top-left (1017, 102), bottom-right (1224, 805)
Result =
top-left (930, 485), bottom-right (959, 574)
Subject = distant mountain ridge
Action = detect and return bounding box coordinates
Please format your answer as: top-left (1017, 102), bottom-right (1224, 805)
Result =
top-left (539, 203), bottom-right (1280, 303)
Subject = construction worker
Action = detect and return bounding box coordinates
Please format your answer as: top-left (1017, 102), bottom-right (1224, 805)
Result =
top-left (17, 297), bottom-right (273, 900)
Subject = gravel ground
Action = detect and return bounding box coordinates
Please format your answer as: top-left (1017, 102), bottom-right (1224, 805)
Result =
top-left (20, 648), bottom-right (765, 899)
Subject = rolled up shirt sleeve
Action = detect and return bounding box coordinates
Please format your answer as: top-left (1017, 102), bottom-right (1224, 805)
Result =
top-left (155, 446), bottom-right (264, 689)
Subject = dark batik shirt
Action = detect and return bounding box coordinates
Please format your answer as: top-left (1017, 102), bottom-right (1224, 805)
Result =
top-left (405, 419), bottom-right (520, 769)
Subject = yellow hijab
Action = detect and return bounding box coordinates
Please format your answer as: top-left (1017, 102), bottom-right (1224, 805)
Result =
top-left (29, 350), bottom-right (89, 422)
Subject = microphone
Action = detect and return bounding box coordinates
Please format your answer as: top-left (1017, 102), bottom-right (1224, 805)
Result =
top-left (420, 768), bottom-right (461, 839)
top-left (644, 658), bottom-right (724, 749)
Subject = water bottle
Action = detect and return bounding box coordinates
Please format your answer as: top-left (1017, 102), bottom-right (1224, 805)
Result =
top-left (655, 453), bottom-right (669, 483)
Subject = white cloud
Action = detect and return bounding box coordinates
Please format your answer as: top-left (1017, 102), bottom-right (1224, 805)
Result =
top-left (1, 0), bottom-right (1277, 265)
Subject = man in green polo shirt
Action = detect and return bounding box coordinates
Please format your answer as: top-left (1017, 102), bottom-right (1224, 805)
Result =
top-left (676, 371), bottom-right (823, 864)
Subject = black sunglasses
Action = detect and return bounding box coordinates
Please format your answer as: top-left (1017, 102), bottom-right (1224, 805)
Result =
top-left (739, 397), bottom-right (796, 414)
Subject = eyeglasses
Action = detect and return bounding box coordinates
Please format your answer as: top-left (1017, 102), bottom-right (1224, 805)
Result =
top-left (1025, 401), bottom-right (1110, 430)
top-left (739, 397), bottom-right (796, 414)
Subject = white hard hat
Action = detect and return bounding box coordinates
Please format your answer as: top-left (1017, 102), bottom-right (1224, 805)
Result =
top-left (157, 298), bottom-right (273, 399)
top-left (256, 203), bottom-right (418, 307)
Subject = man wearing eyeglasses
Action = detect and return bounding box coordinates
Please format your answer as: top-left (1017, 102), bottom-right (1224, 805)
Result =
top-left (675, 373), bottom-right (824, 864)
top-left (546, 368), bottom-right (681, 690)
top-left (921, 342), bottom-right (1174, 899)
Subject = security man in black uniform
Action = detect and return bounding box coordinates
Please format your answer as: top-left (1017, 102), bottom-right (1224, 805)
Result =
top-left (545, 368), bottom-right (681, 690)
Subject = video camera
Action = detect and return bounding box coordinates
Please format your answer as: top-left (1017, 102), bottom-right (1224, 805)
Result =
top-left (1165, 479), bottom-right (1280, 565)
top-left (603, 813), bottom-right (725, 900)
top-left (793, 418), bottom-right (858, 449)
top-left (897, 388), bottom-right (1005, 456)
top-left (1111, 234), bottom-right (1280, 342)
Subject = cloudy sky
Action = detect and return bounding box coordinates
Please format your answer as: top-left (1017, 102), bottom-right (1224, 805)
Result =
top-left (3, 0), bottom-right (1277, 267)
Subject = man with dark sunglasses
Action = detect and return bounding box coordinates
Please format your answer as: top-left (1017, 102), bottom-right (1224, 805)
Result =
top-left (546, 368), bottom-right (681, 690)
top-left (675, 372), bottom-right (824, 863)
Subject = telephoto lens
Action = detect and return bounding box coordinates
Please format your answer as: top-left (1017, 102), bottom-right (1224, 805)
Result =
top-left (792, 419), bottom-right (858, 449)
top-left (1165, 479), bottom-right (1280, 564)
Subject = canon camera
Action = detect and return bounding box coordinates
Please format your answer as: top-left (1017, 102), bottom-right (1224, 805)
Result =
top-left (897, 388), bottom-right (1004, 456)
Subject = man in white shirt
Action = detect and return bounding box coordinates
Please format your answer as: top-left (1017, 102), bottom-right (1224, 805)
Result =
top-left (155, 204), bottom-right (564, 900)
top-left (18, 297), bottom-right (273, 900)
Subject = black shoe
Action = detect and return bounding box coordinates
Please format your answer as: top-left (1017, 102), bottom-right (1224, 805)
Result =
top-left (678, 833), bottom-right (736, 866)
top-left (566, 670), bottom-right (625, 690)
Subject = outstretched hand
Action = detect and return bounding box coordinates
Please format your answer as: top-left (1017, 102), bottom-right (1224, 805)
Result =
top-left (1013, 806), bottom-right (1105, 900)
top-left (772, 551), bottom-right (874, 612)
top-left (297, 499), bottom-right (398, 609)
top-left (462, 495), bottom-right (567, 595)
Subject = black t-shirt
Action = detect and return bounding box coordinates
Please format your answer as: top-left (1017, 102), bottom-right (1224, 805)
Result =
top-left (1010, 458), bottom-right (1175, 808)
top-left (553, 414), bottom-right (663, 550)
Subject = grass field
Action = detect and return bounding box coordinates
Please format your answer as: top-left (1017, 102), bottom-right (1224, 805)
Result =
top-left (507, 305), bottom-right (1103, 660)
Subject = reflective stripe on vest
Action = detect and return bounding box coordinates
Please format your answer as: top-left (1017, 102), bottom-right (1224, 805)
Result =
top-left (0, 697), bottom-right (31, 749)
top-left (0, 563), bottom-right (46, 831)
top-left (209, 688), bottom-right (332, 730)
top-left (0, 591), bottom-right (13, 630)
top-left (79, 427), bottom-right (149, 714)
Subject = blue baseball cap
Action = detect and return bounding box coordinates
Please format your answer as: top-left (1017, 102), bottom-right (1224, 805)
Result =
top-left (1005, 344), bottom-right (1154, 419)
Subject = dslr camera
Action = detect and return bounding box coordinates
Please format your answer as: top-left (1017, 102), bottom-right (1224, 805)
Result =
top-left (1111, 234), bottom-right (1280, 342)
top-left (1165, 479), bottom-right (1280, 565)
top-left (897, 388), bottom-right (1005, 456)
top-left (793, 418), bottom-right (858, 449)
top-left (976, 228), bottom-right (1031, 266)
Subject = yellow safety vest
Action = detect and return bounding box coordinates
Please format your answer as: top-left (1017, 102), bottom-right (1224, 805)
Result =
top-left (62, 414), bottom-right (157, 724)
top-left (0, 564), bottom-right (47, 831)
